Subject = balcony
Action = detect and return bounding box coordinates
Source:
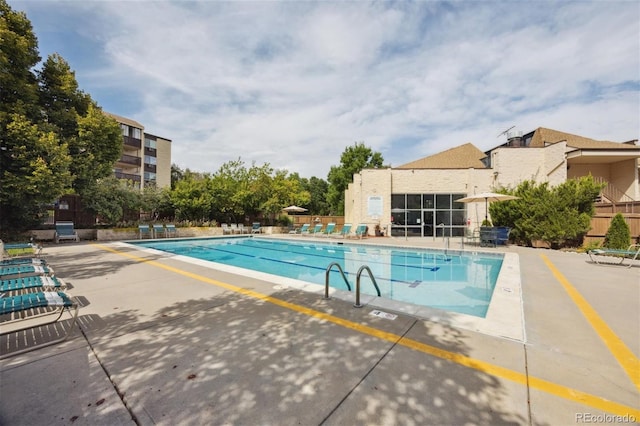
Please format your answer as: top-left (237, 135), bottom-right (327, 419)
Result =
top-left (123, 136), bottom-right (142, 149)
top-left (115, 171), bottom-right (141, 182)
top-left (117, 154), bottom-right (142, 167)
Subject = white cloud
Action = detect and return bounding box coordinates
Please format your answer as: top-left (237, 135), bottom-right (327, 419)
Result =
top-left (16, 0), bottom-right (640, 178)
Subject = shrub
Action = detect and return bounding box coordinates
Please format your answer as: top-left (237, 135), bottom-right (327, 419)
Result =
top-left (603, 213), bottom-right (630, 250)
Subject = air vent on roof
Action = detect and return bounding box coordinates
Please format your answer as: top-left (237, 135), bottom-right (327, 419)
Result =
top-left (507, 130), bottom-right (523, 147)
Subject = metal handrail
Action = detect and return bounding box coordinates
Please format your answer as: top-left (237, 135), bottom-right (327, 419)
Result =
top-left (354, 265), bottom-right (381, 308)
top-left (324, 262), bottom-right (351, 299)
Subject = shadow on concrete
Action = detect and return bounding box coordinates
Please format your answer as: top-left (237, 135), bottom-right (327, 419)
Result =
top-left (77, 289), bottom-right (531, 425)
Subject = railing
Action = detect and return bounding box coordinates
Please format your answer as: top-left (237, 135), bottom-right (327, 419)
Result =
top-left (354, 265), bottom-right (381, 308)
top-left (594, 177), bottom-right (636, 213)
top-left (123, 135), bottom-right (142, 149)
top-left (118, 154), bottom-right (141, 166)
top-left (324, 262), bottom-right (351, 299)
top-left (115, 171), bottom-right (141, 182)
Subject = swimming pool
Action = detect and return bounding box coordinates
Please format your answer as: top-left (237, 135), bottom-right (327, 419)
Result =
top-left (131, 236), bottom-right (504, 318)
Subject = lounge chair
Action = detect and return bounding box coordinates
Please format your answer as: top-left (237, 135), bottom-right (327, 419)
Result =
top-left (221, 223), bottom-right (232, 235)
top-left (292, 223), bottom-right (310, 235)
top-left (480, 227), bottom-right (497, 247)
top-left (166, 224), bottom-right (178, 238)
top-left (352, 224), bottom-right (368, 239)
top-left (0, 264), bottom-right (54, 280)
top-left (588, 244), bottom-right (640, 268)
top-left (0, 291), bottom-right (79, 359)
top-left (332, 224), bottom-right (352, 238)
top-left (1, 257), bottom-right (47, 266)
top-left (237, 224), bottom-right (247, 234)
top-left (229, 223), bottom-right (240, 234)
top-left (251, 222), bottom-right (262, 234)
top-left (322, 223), bottom-right (336, 237)
top-left (1, 275), bottom-right (66, 293)
top-left (138, 224), bottom-right (152, 239)
top-left (310, 224), bottom-right (323, 236)
top-left (1, 240), bottom-right (43, 258)
top-left (54, 221), bottom-right (79, 243)
top-left (153, 224), bottom-right (166, 238)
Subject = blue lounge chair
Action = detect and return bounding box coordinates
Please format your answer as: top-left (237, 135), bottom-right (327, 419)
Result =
top-left (0, 291), bottom-right (79, 359)
top-left (54, 221), bottom-right (79, 243)
top-left (353, 224), bottom-right (368, 239)
top-left (166, 224), bottom-right (178, 238)
top-left (1, 257), bottom-right (47, 266)
top-left (322, 223), bottom-right (336, 237)
top-left (332, 224), bottom-right (352, 238)
top-left (1, 275), bottom-right (66, 293)
top-left (1, 240), bottom-right (42, 258)
top-left (588, 244), bottom-right (640, 268)
top-left (251, 222), bottom-right (262, 234)
top-left (138, 224), bottom-right (152, 239)
top-left (310, 224), bottom-right (323, 236)
top-left (153, 224), bottom-right (166, 238)
top-left (293, 224), bottom-right (309, 234)
top-left (0, 264), bottom-right (54, 280)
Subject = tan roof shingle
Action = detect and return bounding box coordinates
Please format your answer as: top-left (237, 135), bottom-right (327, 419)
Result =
top-left (397, 143), bottom-right (487, 169)
top-left (529, 127), bottom-right (637, 150)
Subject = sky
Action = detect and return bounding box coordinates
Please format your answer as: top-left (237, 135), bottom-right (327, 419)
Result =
top-left (10, 0), bottom-right (640, 179)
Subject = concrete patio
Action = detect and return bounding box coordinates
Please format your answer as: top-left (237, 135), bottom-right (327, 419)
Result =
top-left (1, 237), bottom-right (638, 425)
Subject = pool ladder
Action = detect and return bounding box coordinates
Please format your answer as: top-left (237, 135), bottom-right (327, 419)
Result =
top-left (324, 262), bottom-right (381, 308)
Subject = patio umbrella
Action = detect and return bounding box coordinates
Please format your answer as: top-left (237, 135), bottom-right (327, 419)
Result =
top-left (456, 192), bottom-right (519, 223)
top-left (282, 205), bottom-right (308, 213)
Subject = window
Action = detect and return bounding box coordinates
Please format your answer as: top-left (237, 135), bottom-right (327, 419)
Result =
top-left (132, 128), bottom-right (142, 139)
top-left (144, 155), bottom-right (157, 165)
top-left (144, 172), bottom-right (157, 181)
top-left (120, 124), bottom-right (129, 136)
top-left (390, 192), bottom-right (468, 237)
top-left (145, 138), bottom-right (157, 149)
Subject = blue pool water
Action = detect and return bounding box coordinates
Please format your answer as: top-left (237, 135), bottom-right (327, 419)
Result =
top-left (131, 237), bottom-right (504, 317)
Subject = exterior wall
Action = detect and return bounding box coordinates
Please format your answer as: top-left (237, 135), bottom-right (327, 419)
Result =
top-left (155, 137), bottom-right (172, 189)
top-left (610, 159), bottom-right (637, 199)
top-left (492, 142), bottom-right (567, 189)
top-left (568, 163), bottom-right (609, 180)
top-left (346, 167), bottom-right (496, 233)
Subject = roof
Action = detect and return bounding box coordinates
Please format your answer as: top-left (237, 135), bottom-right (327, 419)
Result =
top-left (104, 112), bottom-right (144, 130)
top-left (529, 127), bottom-right (637, 150)
top-left (396, 143), bottom-right (488, 169)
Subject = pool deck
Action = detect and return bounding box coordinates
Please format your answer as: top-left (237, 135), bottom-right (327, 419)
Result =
top-left (1, 236), bottom-right (638, 425)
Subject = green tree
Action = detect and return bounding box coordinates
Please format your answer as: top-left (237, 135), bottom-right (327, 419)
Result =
top-left (296, 175), bottom-right (329, 215)
top-left (490, 176), bottom-right (604, 247)
top-left (327, 142), bottom-right (384, 215)
top-left (37, 53), bottom-right (91, 139)
top-left (83, 177), bottom-right (141, 225)
top-left (603, 213), bottom-right (631, 249)
top-left (72, 104), bottom-right (122, 196)
top-left (0, 115), bottom-right (72, 231)
top-left (171, 174), bottom-right (214, 221)
top-left (0, 0), bottom-right (40, 124)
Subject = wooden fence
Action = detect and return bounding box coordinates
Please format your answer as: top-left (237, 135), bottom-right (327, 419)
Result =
top-left (585, 213), bottom-right (640, 244)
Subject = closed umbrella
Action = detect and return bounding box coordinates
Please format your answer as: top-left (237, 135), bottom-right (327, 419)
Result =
top-left (456, 192), bottom-right (519, 223)
top-left (282, 205), bottom-right (308, 213)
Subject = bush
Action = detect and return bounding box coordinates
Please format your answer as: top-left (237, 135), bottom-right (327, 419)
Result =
top-left (489, 176), bottom-right (604, 248)
top-left (603, 213), bottom-right (630, 250)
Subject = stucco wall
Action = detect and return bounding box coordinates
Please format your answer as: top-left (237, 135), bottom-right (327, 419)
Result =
top-left (492, 142), bottom-right (566, 188)
top-left (155, 137), bottom-right (172, 189)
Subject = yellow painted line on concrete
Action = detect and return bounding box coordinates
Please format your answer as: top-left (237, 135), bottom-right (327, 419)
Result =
top-left (541, 254), bottom-right (640, 393)
top-left (93, 243), bottom-right (640, 418)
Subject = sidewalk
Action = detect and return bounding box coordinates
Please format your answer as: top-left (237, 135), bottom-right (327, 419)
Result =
top-left (1, 239), bottom-right (638, 425)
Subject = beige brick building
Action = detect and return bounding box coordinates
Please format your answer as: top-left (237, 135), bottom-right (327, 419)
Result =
top-left (345, 128), bottom-right (639, 237)
top-left (105, 112), bottom-right (172, 190)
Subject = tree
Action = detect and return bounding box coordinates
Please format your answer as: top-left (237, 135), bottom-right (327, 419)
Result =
top-left (37, 53), bottom-right (91, 139)
top-left (0, 115), bottom-right (72, 231)
top-left (327, 142), bottom-right (384, 214)
top-left (83, 176), bottom-right (141, 225)
top-left (489, 176), bottom-right (604, 247)
top-left (0, 2), bottom-right (123, 234)
top-left (296, 175), bottom-right (329, 215)
top-left (604, 213), bottom-right (631, 249)
top-left (171, 174), bottom-right (214, 221)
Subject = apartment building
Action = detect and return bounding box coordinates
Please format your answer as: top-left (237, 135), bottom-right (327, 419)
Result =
top-left (106, 112), bottom-right (172, 189)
